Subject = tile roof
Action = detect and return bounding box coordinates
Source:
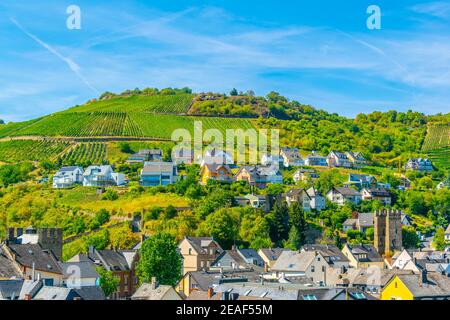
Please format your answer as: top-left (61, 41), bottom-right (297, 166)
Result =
top-left (346, 244), bottom-right (383, 262)
top-left (271, 251), bottom-right (318, 272)
top-left (142, 161), bottom-right (175, 173)
top-left (0, 253), bottom-right (22, 279)
top-left (132, 283), bottom-right (180, 300)
top-left (302, 244), bottom-right (349, 264)
top-left (3, 244), bottom-right (62, 274)
top-left (333, 187), bottom-right (361, 196)
top-left (258, 248), bottom-right (290, 261)
top-left (396, 273), bottom-right (450, 298)
top-left (60, 261), bottom-right (100, 279)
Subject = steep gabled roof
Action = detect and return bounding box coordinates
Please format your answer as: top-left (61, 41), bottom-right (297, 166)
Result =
top-left (3, 244), bottom-right (62, 274)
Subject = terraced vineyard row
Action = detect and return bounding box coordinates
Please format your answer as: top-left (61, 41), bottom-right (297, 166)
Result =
top-left (428, 147), bottom-right (450, 169)
top-left (0, 139), bottom-right (71, 163)
top-left (130, 114), bottom-right (256, 139)
top-left (422, 124), bottom-right (450, 151)
top-left (63, 94), bottom-right (193, 114)
top-left (60, 143), bottom-right (107, 165)
top-left (5, 112), bottom-right (255, 140)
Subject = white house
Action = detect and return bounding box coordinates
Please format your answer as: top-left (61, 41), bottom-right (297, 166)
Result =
top-left (306, 187), bottom-right (326, 211)
top-left (280, 147), bottom-right (304, 168)
top-left (52, 166), bottom-right (84, 189)
top-left (326, 151), bottom-right (352, 168)
top-left (198, 148), bottom-right (233, 166)
top-left (304, 151), bottom-right (328, 167)
top-left (285, 188), bottom-right (311, 211)
top-left (271, 251), bottom-right (329, 285)
top-left (261, 154), bottom-right (284, 168)
top-left (326, 187), bottom-right (362, 206)
top-left (83, 165), bottom-right (125, 187)
top-left (388, 249), bottom-right (420, 273)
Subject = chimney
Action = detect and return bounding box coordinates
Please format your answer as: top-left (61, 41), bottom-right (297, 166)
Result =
top-left (420, 270), bottom-right (427, 285)
top-left (151, 277), bottom-right (158, 290)
top-left (24, 294), bottom-right (32, 301)
top-left (207, 287), bottom-right (214, 299)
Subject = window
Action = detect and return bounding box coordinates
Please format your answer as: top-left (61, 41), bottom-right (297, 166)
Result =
top-left (395, 282), bottom-right (398, 289)
top-left (303, 295), bottom-right (317, 300)
top-left (311, 266), bottom-right (315, 272)
top-left (188, 248), bottom-right (192, 255)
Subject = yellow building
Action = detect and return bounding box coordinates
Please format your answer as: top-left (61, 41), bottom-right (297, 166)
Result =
top-left (199, 163), bottom-right (233, 185)
top-left (381, 272), bottom-right (450, 300)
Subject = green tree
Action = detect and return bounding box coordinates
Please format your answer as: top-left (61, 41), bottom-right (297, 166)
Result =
top-left (197, 208), bottom-right (239, 248)
top-left (136, 233), bottom-right (182, 286)
top-left (118, 142), bottom-right (133, 153)
top-left (284, 226), bottom-right (302, 250)
top-left (289, 202), bottom-right (307, 246)
top-left (85, 229), bottom-right (110, 250)
top-left (97, 267), bottom-right (119, 297)
top-left (432, 227), bottom-right (447, 251)
top-left (230, 88), bottom-right (238, 96)
top-left (268, 203), bottom-right (290, 247)
top-left (91, 209), bottom-right (110, 229)
top-left (102, 189), bottom-right (119, 201)
top-left (402, 226), bottom-right (420, 249)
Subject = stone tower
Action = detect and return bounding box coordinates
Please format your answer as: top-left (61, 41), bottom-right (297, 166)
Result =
top-left (374, 209), bottom-right (402, 256)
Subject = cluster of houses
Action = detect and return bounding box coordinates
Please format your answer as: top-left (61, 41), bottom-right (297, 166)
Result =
top-left (1, 220), bottom-right (450, 300)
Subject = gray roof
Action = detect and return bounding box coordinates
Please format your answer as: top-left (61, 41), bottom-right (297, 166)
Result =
top-left (132, 283), bottom-right (180, 300)
top-left (186, 270), bottom-right (261, 291)
top-left (0, 253), bottom-right (22, 279)
top-left (358, 212), bottom-right (374, 228)
top-left (87, 249), bottom-right (138, 272)
top-left (345, 244), bottom-right (382, 263)
top-left (238, 249), bottom-right (264, 263)
top-left (60, 261), bottom-right (100, 279)
top-left (352, 268), bottom-right (413, 287)
top-left (332, 187), bottom-right (361, 197)
top-left (184, 237), bottom-right (222, 255)
top-left (271, 251), bottom-right (318, 272)
top-left (0, 280), bottom-right (24, 300)
top-left (396, 273), bottom-right (450, 298)
top-left (214, 282), bottom-right (300, 300)
top-left (302, 244), bottom-right (349, 264)
top-left (258, 248), bottom-right (290, 261)
top-left (73, 286), bottom-right (106, 300)
top-left (142, 161), bottom-right (174, 173)
top-left (33, 286), bottom-right (79, 300)
top-left (2, 244), bottom-right (62, 274)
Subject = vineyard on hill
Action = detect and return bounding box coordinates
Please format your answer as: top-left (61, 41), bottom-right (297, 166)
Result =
top-left (0, 139), bottom-right (71, 163)
top-left (0, 112), bottom-right (255, 140)
top-left (60, 142), bottom-right (107, 165)
top-left (63, 94), bottom-right (193, 114)
top-left (422, 124), bottom-right (450, 151)
top-left (422, 124), bottom-right (450, 169)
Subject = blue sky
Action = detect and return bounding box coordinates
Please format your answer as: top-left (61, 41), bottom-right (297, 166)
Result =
top-left (1, 0), bottom-right (450, 122)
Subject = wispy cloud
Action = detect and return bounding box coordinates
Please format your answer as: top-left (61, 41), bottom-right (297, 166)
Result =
top-left (9, 17), bottom-right (99, 94)
top-left (410, 2), bottom-right (450, 19)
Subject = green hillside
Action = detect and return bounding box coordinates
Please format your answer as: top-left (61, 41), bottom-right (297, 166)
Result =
top-left (0, 87), bottom-right (449, 169)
